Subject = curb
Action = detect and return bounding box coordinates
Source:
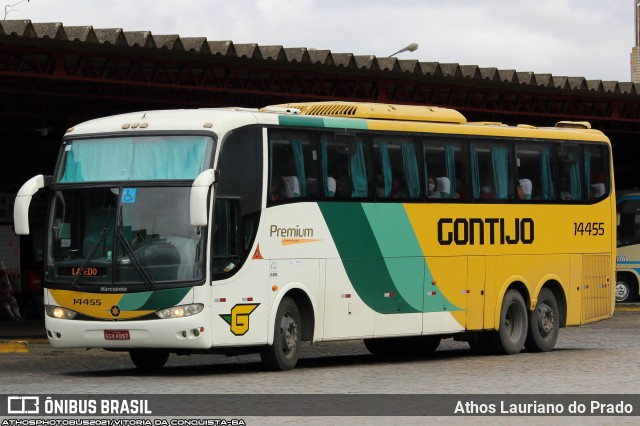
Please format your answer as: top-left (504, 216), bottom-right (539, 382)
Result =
top-left (615, 305), bottom-right (640, 312)
top-left (0, 340), bottom-right (28, 353)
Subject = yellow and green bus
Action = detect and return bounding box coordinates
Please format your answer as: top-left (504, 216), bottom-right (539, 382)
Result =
top-left (14, 101), bottom-right (615, 371)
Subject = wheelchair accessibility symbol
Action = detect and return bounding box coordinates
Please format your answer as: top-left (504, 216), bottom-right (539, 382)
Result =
top-left (122, 188), bottom-right (137, 203)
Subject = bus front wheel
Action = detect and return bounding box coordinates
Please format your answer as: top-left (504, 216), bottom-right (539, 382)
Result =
top-left (525, 288), bottom-right (559, 352)
top-left (261, 296), bottom-right (301, 371)
top-left (490, 289), bottom-right (528, 355)
top-left (129, 349), bottom-right (169, 371)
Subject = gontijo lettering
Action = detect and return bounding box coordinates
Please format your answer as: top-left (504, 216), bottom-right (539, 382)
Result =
top-left (438, 217), bottom-right (534, 245)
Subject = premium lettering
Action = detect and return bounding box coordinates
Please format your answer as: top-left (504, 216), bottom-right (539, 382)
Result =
top-left (438, 217), bottom-right (534, 245)
top-left (270, 225), bottom-right (314, 238)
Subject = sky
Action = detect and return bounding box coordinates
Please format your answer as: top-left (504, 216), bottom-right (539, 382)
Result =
top-left (3, 0), bottom-right (636, 82)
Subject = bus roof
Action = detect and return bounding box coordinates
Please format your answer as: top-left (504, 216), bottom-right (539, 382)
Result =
top-left (64, 101), bottom-right (609, 144)
top-left (264, 101), bottom-right (467, 124)
top-left (264, 101), bottom-right (609, 143)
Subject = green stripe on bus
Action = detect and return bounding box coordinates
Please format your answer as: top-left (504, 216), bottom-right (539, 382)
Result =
top-left (319, 202), bottom-right (460, 314)
top-left (278, 115), bottom-right (368, 130)
top-left (319, 202), bottom-right (417, 314)
top-left (118, 291), bottom-right (153, 310)
top-left (136, 287), bottom-right (191, 311)
top-left (324, 117), bottom-right (368, 129)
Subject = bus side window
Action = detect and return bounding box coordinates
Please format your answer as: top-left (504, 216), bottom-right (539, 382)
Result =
top-left (322, 133), bottom-right (370, 199)
top-left (471, 142), bottom-right (512, 200)
top-left (515, 143), bottom-right (556, 201)
top-left (269, 131), bottom-right (319, 203)
top-left (212, 198), bottom-right (240, 276)
top-left (423, 139), bottom-right (467, 200)
top-left (373, 137), bottom-right (421, 200)
top-left (617, 200), bottom-right (640, 247)
top-left (559, 143), bottom-right (584, 201)
top-left (585, 144), bottom-right (609, 201)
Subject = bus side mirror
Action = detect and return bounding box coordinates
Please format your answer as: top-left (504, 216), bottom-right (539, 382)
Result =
top-left (190, 169), bottom-right (216, 226)
top-left (14, 175), bottom-right (51, 235)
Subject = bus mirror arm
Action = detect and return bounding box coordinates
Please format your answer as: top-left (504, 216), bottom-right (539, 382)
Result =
top-left (14, 174), bottom-right (52, 235)
top-left (190, 169), bottom-right (216, 226)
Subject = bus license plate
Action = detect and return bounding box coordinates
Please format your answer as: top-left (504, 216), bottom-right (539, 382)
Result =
top-left (104, 330), bottom-right (130, 340)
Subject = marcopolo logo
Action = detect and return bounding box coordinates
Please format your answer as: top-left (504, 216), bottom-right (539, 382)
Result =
top-left (7, 396), bottom-right (40, 414)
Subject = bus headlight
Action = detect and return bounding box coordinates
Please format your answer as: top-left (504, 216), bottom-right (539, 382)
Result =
top-left (156, 303), bottom-right (204, 319)
top-left (45, 305), bottom-right (77, 320)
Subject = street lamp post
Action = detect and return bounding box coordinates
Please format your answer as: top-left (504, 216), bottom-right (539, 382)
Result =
top-left (388, 42), bottom-right (419, 57)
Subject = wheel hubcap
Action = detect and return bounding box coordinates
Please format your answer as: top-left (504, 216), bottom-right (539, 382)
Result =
top-left (537, 303), bottom-right (555, 335)
top-left (616, 282), bottom-right (629, 302)
top-left (280, 314), bottom-right (298, 353)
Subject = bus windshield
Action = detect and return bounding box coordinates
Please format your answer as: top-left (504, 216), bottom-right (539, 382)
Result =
top-left (57, 135), bottom-right (213, 183)
top-left (47, 186), bottom-right (205, 287)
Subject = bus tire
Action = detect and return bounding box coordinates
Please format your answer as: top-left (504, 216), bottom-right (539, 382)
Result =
top-left (616, 275), bottom-right (637, 303)
top-left (525, 288), bottom-right (559, 352)
top-left (129, 349), bottom-right (169, 371)
top-left (490, 289), bottom-right (528, 355)
top-left (260, 296), bottom-right (301, 371)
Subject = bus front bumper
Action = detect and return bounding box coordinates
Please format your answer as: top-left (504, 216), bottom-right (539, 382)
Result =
top-left (44, 307), bottom-right (213, 350)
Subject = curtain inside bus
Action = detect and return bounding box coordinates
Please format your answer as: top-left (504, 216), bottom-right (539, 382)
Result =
top-left (568, 162), bottom-right (582, 200)
top-left (380, 143), bottom-right (392, 198)
top-left (540, 148), bottom-right (555, 200)
top-left (492, 147), bottom-right (509, 199)
top-left (471, 145), bottom-right (480, 199)
top-left (350, 141), bottom-right (368, 197)
top-left (445, 145), bottom-right (456, 199)
top-left (60, 136), bottom-right (210, 182)
top-left (292, 140), bottom-right (306, 196)
top-left (320, 138), bottom-right (334, 197)
top-left (402, 143), bottom-right (421, 198)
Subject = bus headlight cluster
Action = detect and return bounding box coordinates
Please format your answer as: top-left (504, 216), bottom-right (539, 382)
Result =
top-left (45, 305), bottom-right (77, 320)
top-left (156, 303), bottom-right (204, 319)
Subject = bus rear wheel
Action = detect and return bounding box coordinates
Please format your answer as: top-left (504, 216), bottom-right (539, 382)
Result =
top-left (490, 289), bottom-right (528, 355)
top-left (129, 349), bottom-right (169, 371)
top-left (525, 288), bottom-right (559, 352)
top-left (260, 296), bottom-right (301, 371)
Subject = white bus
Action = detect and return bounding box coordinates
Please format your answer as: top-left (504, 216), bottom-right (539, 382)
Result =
top-left (616, 193), bottom-right (640, 302)
top-left (14, 101), bottom-right (615, 370)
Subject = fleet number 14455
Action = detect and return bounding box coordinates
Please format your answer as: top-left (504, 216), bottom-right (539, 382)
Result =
top-left (573, 222), bottom-right (604, 236)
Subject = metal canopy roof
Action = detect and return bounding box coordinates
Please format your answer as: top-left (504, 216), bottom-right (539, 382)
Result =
top-left (1, 19), bottom-right (636, 95)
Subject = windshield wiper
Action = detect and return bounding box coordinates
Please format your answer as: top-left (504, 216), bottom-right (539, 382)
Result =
top-left (115, 226), bottom-right (155, 289)
top-left (71, 227), bottom-right (108, 290)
